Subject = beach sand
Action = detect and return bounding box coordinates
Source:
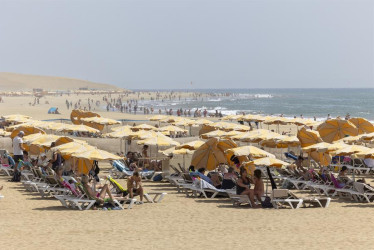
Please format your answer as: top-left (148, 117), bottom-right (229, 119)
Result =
top-left (0, 93), bottom-right (371, 250)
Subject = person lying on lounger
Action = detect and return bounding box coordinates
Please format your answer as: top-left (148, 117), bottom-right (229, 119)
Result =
top-left (127, 172), bottom-right (144, 203)
top-left (81, 175), bottom-right (116, 207)
top-left (338, 166), bottom-right (366, 185)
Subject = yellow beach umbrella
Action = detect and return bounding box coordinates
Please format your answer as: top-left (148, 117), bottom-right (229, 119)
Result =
top-left (137, 133), bottom-right (180, 147)
top-left (158, 125), bottom-right (187, 133)
top-left (297, 127), bottom-right (323, 147)
top-left (353, 148), bottom-right (374, 159)
top-left (131, 124), bottom-right (156, 131)
top-left (200, 130), bottom-right (228, 139)
top-left (27, 134), bottom-right (61, 148)
top-left (58, 124), bottom-right (100, 134)
top-left (250, 157), bottom-right (289, 167)
top-left (149, 115), bottom-right (167, 121)
top-left (11, 126), bottom-right (46, 139)
top-left (175, 140), bottom-right (205, 150)
top-left (310, 151), bottom-right (331, 166)
top-left (191, 138), bottom-right (237, 170)
top-left (193, 119), bottom-right (214, 125)
top-left (317, 118), bottom-right (358, 143)
top-left (81, 117), bottom-right (120, 125)
top-left (360, 132), bottom-right (374, 142)
top-left (333, 145), bottom-right (371, 156)
top-left (105, 127), bottom-right (133, 138)
top-left (337, 135), bottom-right (364, 145)
top-left (3, 114), bottom-right (32, 123)
top-left (53, 142), bottom-right (95, 156)
top-left (129, 130), bottom-right (157, 140)
top-left (348, 117), bottom-right (374, 134)
top-left (74, 158), bottom-right (94, 175)
top-left (111, 125), bottom-right (133, 132)
top-left (225, 146), bottom-right (275, 162)
top-left (72, 148), bottom-right (122, 161)
top-left (70, 109), bottom-right (100, 125)
top-left (302, 142), bottom-right (334, 153)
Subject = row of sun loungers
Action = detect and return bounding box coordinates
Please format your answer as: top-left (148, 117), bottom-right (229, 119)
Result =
top-left (1, 164), bottom-right (167, 210)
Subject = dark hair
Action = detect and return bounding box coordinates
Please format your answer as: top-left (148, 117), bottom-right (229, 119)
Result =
top-left (133, 171), bottom-right (140, 177)
top-left (197, 168), bottom-right (205, 173)
top-left (254, 169), bottom-right (262, 179)
top-left (230, 155), bottom-right (240, 165)
top-left (239, 166), bottom-right (247, 176)
top-left (341, 166), bottom-right (348, 172)
top-left (23, 150), bottom-right (28, 156)
top-left (228, 167), bottom-right (234, 173)
top-left (297, 156), bottom-right (304, 161)
top-left (51, 142), bottom-right (56, 147)
top-left (188, 165), bottom-right (195, 172)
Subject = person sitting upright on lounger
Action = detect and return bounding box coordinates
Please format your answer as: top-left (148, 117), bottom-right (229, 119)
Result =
top-left (253, 169), bottom-right (264, 202)
top-left (127, 172), bottom-right (144, 203)
top-left (236, 167), bottom-right (259, 208)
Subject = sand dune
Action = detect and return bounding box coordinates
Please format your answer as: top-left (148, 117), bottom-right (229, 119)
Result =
top-left (0, 72), bottom-right (123, 91)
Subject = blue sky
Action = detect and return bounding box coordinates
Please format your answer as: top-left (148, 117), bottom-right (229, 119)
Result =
top-left (0, 0), bottom-right (373, 89)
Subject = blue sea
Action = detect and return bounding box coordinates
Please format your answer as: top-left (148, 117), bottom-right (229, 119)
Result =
top-left (133, 88), bottom-right (374, 121)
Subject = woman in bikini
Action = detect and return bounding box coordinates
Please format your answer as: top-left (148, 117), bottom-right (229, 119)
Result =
top-left (236, 167), bottom-right (259, 208)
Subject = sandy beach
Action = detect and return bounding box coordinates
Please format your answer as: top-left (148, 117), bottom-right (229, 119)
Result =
top-left (0, 91), bottom-right (373, 250)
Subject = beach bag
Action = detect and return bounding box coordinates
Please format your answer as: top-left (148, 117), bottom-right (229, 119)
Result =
top-left (261, 196), bottom-right (273, 208)
top-left (12, 170), bottom-right (21, 182)
top-left (152, 174), bottom-right (163, 182)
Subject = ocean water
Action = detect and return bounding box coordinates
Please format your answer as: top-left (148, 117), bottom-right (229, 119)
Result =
top-left (135, 88), bottom-right (374, 121)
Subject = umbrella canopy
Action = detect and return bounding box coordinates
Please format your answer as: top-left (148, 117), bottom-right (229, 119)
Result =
top-left (58, 124), bottom-right (100, 134)
top-left (225, 145), bottom-right (275, 161)
top-left (353, 148), bottom-right (374, 159)
top-left (149, 115), bottom-right (167, 121)
top-left (131, 124), bottom-right (157, 131)
top-left (175, 140), bottom-right (205, 150)
top-left (0, 129), bottom-right (10, 137)
top-left (191, 138), bottom-right (237, 170)
top-left (260, 135), bottom-right (299, 148)
top-left (11, 126), bottom-right (46, 139)
top-left (137, 132), bottom-right (180, 147)
top-left (70, 109), bottom-right (100, 125)
top-left (111, 125), bottom-right (133, 132)
top-left (2, 114), bottom-right (32, 123)
top-left (72, 148), bottom-right (121, 161)
top-left (25, 134), bottom-right (61, 148)
top-left (333, 145), bottom-right (371, 156)
top-left (317, 118), bottom-right (358, 143)
top-left (297, 127), bottom-right (323, 147)
top-left (192, 119), bottom-right (214, 125)
top-left (360, 132), bottom-right (374, 142)
top-left (157, 125), bottom-right (187, 133)
top-left (129, 130), bottom-right (157, 140)
top-left (337, 135), bottom-right (365, 145)
top-left (242, 114), bottom-right (266, 122)
top-left (310, 151), bottom-right (331, 166)
top-left (105, 126), bottom-right (133, 138)
top-left (302, 142), bottom-right (335, 153)
top-left (232, 129), bottom-right (280, 143)
top-left (81, 117), bottom-right (120, 125)
top-left (348, 117), bottom-right (374, 134)
top-left (53, 142), bottom-right (95, 156)
top-left (74, 158), bottom-right (94, 174)
top-left (200, 130), bottom-right (228, 139)
top-left (263, 117), bottom-right (288, 125)
top-left (160, 147), bottom-right (194, 156)
top-left (249, 157), bottom-right (289, 167)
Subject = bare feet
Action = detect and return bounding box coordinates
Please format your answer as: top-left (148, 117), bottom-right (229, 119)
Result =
top-left (0, 185), bottom-right (3, 191)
